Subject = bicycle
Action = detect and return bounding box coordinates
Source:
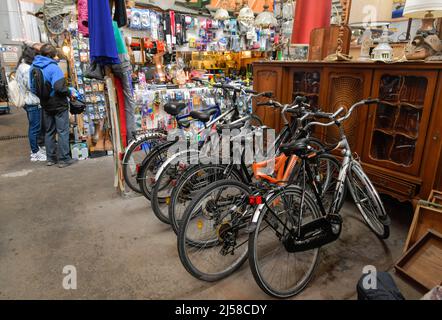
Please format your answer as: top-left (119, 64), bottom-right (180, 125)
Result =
top-left (176, 99), bottom-right (341, 281)
top-left (150, 86), bottom-right (271, 224)
top-left (248, 99), bottom-right (391, 298)
top-left (168, 96), bottom-right (332, 235)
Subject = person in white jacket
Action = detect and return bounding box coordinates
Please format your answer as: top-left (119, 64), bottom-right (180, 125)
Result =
top-left (15, 45), bottom-right (47, 162)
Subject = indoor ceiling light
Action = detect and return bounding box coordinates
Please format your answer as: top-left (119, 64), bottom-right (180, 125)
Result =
top-left (255, 2), bottom-right (277, 28)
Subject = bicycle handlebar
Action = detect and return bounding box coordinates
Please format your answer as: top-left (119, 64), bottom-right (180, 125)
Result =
top-left (302, 98), bottom-right (380, 131)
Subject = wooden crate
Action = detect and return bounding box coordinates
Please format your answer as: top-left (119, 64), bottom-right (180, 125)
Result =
top-left (428, 190), bottom-right (442, 205)
top-left (395, 229), bottom-right (442, 290)
top-left (404, 201), bottom-right (442, 252)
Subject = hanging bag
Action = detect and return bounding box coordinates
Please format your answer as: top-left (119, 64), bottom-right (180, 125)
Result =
top-left (69, 99), bottom-right (86, 115)
top-left (7, 77), bottom-right (25, 108)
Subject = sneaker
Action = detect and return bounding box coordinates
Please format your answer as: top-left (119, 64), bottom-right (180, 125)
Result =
top-left (46, 160), bottom-right (58, 166)
top-left (58, 159), bottom-right (78, 168)
top-left (38, 146), bottom-right (46, 156)
top-left (31, 152), bottom-right (47, 162)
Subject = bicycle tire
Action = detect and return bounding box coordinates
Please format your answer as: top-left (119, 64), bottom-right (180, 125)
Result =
top-left (169, 164), bottom-right (243, 235)
top-left (138, 145), bottom-right (170, 201)
top-left (347, 162), bottom-right (390, 239)
top-left (122, 132), bottom-right (166, 193)
top-left (151, 160), bottom-right (188, 225)
top-left (177, 179), bottom-right (251, 282)
top-left (248, 185), bottom-right (321, 298)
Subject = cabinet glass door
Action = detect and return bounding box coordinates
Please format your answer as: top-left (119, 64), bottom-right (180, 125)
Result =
top-left (292, 70), bottom-right (321, 109)
top-left (364, 71), bottom-right (437, 176)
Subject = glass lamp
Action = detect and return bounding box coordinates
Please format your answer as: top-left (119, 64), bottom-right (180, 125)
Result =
top-left (237, 3), bottom-right (255, 25)
top-left (404, 0), bottom-right (442, 60)
top-left (255, 1), bottom-right (277, 28)
top-left (403, 0), bottom-right (442, 33)
top-left (213, 0), bottom-right (230, 21)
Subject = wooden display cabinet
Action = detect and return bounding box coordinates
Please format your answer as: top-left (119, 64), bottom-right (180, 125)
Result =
top-left (253, 61), bottom-right (442, 203)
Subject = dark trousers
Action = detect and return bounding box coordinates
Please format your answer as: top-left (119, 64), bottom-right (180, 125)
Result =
top-left (43, 108), bottom-right (71, 162)
top-left (37, 108), bottom-right (46, 148)
top-left (24, 105), bottom-right (41, 154)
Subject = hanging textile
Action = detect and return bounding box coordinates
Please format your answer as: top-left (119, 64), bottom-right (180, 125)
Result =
top-left (77, 0), bottom-right (89, 36)
top-left (111, 0), bottom-right (128, 28)
top-left (88, 0), bottom-right (120, 65)
top-left (42, 0), bottom-right (75, 19)
top-left (114, 77), bottom-right (127, 148)
top-left (291, 0), bottom-right (331, 44)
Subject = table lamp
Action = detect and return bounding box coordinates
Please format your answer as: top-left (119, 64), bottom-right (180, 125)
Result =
top-left (349, 0), bottom-right (393, 61)
top-left (403, 0), bottom-right (442, 61)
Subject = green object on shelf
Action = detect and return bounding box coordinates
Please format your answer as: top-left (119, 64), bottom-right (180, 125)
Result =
top-left (277, 51), bottom-right (283, 61)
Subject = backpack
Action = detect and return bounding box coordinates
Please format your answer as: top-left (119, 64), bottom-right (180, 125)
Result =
top-left (357, 272), bottom-right (405, 300)
top-left (30, 67), bottom-right (51, 102)
top-left (7, 78), bottom-right (25, 108)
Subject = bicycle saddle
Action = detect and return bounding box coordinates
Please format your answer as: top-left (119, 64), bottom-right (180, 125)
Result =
top-left (177, 118), bottom-right (191, 128)
top-left (217, 121), bottom-right (245, 131)
top-left (164, 102), bottom-right (187, 116)
top-left (280, 138), bottom-right (312, 157)
top-left (190, 109), bottom-right (217, 123)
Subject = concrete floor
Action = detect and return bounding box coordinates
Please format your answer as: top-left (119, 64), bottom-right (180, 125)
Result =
top-left (0, 107), bottom-right (424, 299)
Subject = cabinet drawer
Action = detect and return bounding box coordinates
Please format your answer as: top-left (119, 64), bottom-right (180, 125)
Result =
top-left (365, 169), bottom-right (417, 198)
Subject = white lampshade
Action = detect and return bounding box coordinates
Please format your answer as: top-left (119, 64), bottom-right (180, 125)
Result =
top-left (214, 8), bottom-right (230, 20)
top-left (255, 9), bottom-right (277, 28)
top-left (349, 0), bottom-right (393, 27)
top-left (238, 4), bottom-right (255, 24)
top-left (403, 0), bottom-right (442, 18)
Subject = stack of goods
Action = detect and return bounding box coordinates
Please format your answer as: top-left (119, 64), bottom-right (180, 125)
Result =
top-left (125, 8), bottom-right (276, 53)
top-left (71, 36), bottom-right (107, 140)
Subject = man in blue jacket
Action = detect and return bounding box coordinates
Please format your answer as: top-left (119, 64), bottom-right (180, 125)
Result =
top-left (31, 44), bottom-right (75, 168)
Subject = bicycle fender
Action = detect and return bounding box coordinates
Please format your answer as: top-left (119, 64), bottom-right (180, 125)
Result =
top-left (251, 190), bottom-right (277, 224)
top-left (154, 149), bottom-right (200, 182)
top-left (138, 139), bottom-right (178, 170)
top-left (122, 132), bottom-right (166, 163)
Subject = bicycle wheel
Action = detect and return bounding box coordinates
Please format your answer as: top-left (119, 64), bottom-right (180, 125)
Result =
top-left (177, 179), bottom-right (251, 281)
top-left (248, 114), bottom-right (263, 128)
top-left (169, 164), bottom-right (242, 235)
top-left (308, 154), bottom-right (346, 213)
top-left (122, 132), bottom-right (166, 193)
top-left (289, 153), bottom-right (345, 214)
top-left (347, 162), bottom-right (390, 239)
top-left (151, 160), bottom-right (190, 225)
top-left (138, 147), bottom-right (170, 201)
top-left (248, 186), bottom-right (321, 298)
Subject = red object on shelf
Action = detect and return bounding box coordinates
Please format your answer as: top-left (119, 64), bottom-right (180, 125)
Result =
top-left (291, 0), bottom-right (332, 44)
top-left (114, 77), bottom-right (127, 148)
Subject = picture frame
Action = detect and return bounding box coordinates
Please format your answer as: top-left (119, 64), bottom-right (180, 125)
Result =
top-left (289, 44), bottom-right (309, 61)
